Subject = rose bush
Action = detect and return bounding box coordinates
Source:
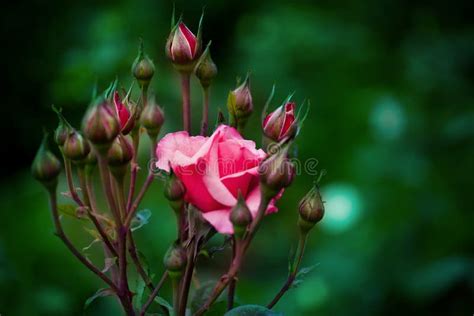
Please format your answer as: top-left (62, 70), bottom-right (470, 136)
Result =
top-left (156, 124), bottom-right (280, 233)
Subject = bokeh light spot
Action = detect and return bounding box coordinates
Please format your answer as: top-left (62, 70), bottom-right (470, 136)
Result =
top-left (321, 183), bottom-right (362, 233)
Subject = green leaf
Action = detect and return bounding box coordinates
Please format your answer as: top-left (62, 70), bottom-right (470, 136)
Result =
top-left (131, 209), bottom-right (152, 232)
top-left (206, 300), bottom-right (228, 316)
top-left (57, 204), bottom-right (77, 217)
top-left (133, 275), bottom-right (146, 310)
top-left (225, 305), bottom-right (282, 316)
top-left (154, 296), bottom-right (173, 313)
top-left (83, 288), bottom-right (114, 310)
top-left (291, 264), bottom-right (319, 289)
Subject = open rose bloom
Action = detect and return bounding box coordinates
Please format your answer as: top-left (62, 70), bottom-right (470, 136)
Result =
top-left (156, 125), bottom-right (280, 233)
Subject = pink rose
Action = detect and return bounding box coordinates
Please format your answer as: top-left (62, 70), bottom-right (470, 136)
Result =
top-left (156, 125), bottom-right (280, 234)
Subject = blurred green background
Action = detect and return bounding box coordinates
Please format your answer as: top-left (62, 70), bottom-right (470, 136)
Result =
top-left (1, 0), bottom-right (473, 315)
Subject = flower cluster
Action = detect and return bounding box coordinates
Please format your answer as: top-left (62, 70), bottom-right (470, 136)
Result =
top-left (32, 11), bottom-right (325, 316)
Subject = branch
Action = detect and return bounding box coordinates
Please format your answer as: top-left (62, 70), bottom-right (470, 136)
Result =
top-left (48, 188), bottom-right (117, 291)
top-left (267, 232), bottom-right (308, 309)
top-left (140, 271), bottom-right (169, 316)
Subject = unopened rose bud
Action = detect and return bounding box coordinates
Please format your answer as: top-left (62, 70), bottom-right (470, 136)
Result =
top-left (263, 102), bottom-right (297, 142)
top-left (113, 91), bottom-right (136, 135)
top-left (62, 130), bottom-right (91, 162)
top-left (82, 98), bottom-right (120, 149)
top-left (52, 105), bottom-right (72, 147)
top-left (259, 146), bottom-right (295, 198)
top-left (107, 136), bottom-right (133, 168)
top-left (228, 75), bottom-right (253, 131)
top-left (194, 43), bottom-right (217, 88)
top-left (230, 193), bottom-right (252, 237)
top-left (32, 134), bottom-right (62, 189)
top-left (140, 99), bottom-right (164, 139)
top-left (298, 185), bottom-right (325, 233)
top-left (166, 19), bottom-right (202, 72)
top-left (132, 40), bottom-right (155, 88)
top-left (163, 242), bottom-right (187, 278)
top-left (164, 170), bottom-right (186, 212)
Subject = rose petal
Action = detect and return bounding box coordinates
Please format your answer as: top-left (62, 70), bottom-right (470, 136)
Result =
top-left (201, 210), bottom-right (234, 234)
top-left (178, 23), bottom-right (197, 57)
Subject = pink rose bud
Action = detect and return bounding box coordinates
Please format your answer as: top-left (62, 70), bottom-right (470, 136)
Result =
top-left (263, 102), bottom-right (297, 142)
top-left (113, 91), bottom-right (135, 135)
top-left (194, 42), bottom-right (217, 88)
top-left (166, 20), bottom-right (202, 72)
top-left (32, 133), bottom-right (62, 188)
top-left (131, 40), bottom-right (155, 88)
top-left (258, 146), bottom-right (295, 198)
top-left (82, 98), bottom-right (120, 148)
top-left (140, 98), bottom-right (165, 139)
top-left (228, 75), bottom-right (253, 131)
top-left (163, 242), bottom-right (187, 278)
top-left (298, 185), bottom-right (325, 233)
top-left (229, 193), bottom-right (252, 237)
top-left (62, 130), bottom-right (91, 162)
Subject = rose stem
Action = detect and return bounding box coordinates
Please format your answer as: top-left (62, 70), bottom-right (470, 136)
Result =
top-left (80, 167), bottom-right (118, 257)
top-left (97, 151), bottom-right (134, 314)
top-left (267, 231), bottom-right (308, 309)
top-left (127, 135), bottom-right (158, 295)
top-left (63, 157), bottom-right (84, 206)
top-left (227, 236), bottom-right (237, 311)
top-left (200, 86), bottom-right (209, 135)
top-left (193, 195), bottom-right (272, 316)
top-left (178, 239), bottom-right (197, 315)
top-left (180, 72), bottom-right (191, 133)
top-left (124, 136), bottom-right (157, 227)
top-left (139, 271), bottom-right (169, 316)
top-left (126, 86), bottom-right (147, 211)
top-left (114, 173), bottom-right (134, 305)
top-left (47, 185), bottom-right (117, 291)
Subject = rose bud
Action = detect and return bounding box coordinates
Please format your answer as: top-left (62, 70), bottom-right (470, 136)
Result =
top-left (298, 185), bottom-right (325, 233)
top-left (166, 20), bottom-right (202, 72)
top-left (107, 135), bottom-right (133, 166)
top-left (113, 91), bottom-right (136, 135)
top-left (194, 42), bottom-right (217, 88)
top-left (131, 40), bottom-right (155, 88)
top-left (62, 130), bottom-right (91, 162)
top-left (163, 242), bottom-right (187, 278)
top-left (229, 192), bottom-right (252, 238)
top-left (263, 102), bottom-right (297, 142)
top-left (140, 98), bottom-right (164, 140)
top-left (228, 74), bottom-right (253, 132)
top-left (258, 146), bottom-right (295, 198)
top-left (164, 170), bottom-right (186, 208)
top-left (32, 133), bottom-right (62, 189)
top-left (52, 106), bottom-right (72, 147)
top-left (82, 98), bottom-right (120, 149)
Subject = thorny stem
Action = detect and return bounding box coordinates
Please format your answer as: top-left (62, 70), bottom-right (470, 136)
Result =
top-left (193, 194), bottom-right (272, 316)
top-left (200, 87), bottom-right (209, 135)
top-left (227, 236), bottom-right (237, 311)
top-left (83, 169), bottom-right (118, 258)
top-left (267, 232), bottom-right (308, 309)
top-left (113, 176), bottom-right (133, 313)
top-left (47, 186), bottom-right (117, 291)
top-left (181, 73), bottom-right (191, 133)
top-left (178, 238), bottom-right (197, 315)
top-left (128, 233), bottom-right (154, 291)
top-left (140, 271), bottom-right (169, 316)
